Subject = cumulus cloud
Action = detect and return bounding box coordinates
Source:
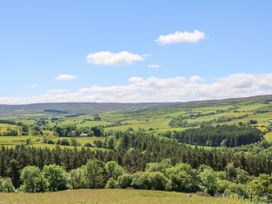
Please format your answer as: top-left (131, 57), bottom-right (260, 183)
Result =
top-left (1, 73), bottom-right (272, 104)
top-left (87, 51), bottom-right (144, 66)
top-left (148, 64), bottom-right (160, 69)
top-left (156, 30), bottom-right (205, 45)
top-left (55, 74), bottom-right (77, 81)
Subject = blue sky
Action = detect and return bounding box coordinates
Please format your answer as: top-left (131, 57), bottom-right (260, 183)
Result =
top-left (0, 1), bottom-right (272, 103)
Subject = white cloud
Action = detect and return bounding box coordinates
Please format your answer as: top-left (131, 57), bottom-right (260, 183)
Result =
top-left (1, 73), bottom-right (272, 104)
top-left (148, 64), bottom-right (160, 69)
top-left (156, 30), bottom-right (205, 45)
top-left (55, 74), bottom-right (77, 81)
top-left (87, 51), bottom-right (144, 66)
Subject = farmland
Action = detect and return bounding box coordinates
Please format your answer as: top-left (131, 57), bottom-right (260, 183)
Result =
top-left (0, 95), bottom-right (271, 149)
top-left (0, 95), bottom-right (272, 203)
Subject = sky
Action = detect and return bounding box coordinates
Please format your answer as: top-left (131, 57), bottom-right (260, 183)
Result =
top-left (0, 0), bottom-right (272, 104)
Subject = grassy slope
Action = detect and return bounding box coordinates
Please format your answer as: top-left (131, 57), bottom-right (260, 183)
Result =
top-left (0, 189), bottom-right (249, 204)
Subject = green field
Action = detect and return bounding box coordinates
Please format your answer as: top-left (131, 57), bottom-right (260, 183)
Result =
top-left (0, 96), bottom-right (272, 148)
top-left (0, 189), bottom-right (249, 204)
top-left (0, 135), bottom-right (104, 148)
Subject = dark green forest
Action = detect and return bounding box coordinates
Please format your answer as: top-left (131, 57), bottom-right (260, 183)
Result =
top-left (169, 125), bottom-right (263, 147)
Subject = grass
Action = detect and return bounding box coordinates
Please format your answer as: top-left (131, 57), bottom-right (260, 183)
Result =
top-left (0, 135), bottom-right (104, 148)
top-left (264, 132), bottom-right (272, 142)
top-left (0, 189), bottom-right (250, 204)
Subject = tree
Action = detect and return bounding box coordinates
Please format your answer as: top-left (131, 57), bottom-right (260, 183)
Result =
top-left (165, 163), bottom-right (199, 192)
top-left (91, 126), bottom-right (104, 137)
top-left (20, 166), bottom-right (45, 192)
top-left (249, 174), bottom-right (272, 199)
top-left (105, 178), bottom-right (117, 189)
top-left (42, 164), bottom-right (67, 191)
top-left (6, 159), bottom-right (20, 188)
top-left (68, 167), bottom-right (86, 189)
top-left (236, 167), bottom-right (250, 184)
top-left (85, 159), bottom-right (105, 188)
top-left (105, 161), bottom-right (124, 180)
top-left (225, 162), bottom-right (237, 181)
top-left (21, 124), bottom-right (29, 136)
top-left (117, 173), bottom-right (133, 188)
top-left (145, 159), bottom-right (172, 174)
top-left (94, 114), bottom-right (101, 121)
top-left (0, 177), bottom-right (15, 192)
top-left (149, 172), bottom-right (171, 190)
top-left (199, 169), bottom-right (217, 196)
top-left (131, 172), bottom-right (152, 189)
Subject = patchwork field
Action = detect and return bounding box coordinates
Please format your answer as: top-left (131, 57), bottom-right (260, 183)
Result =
top-left (0, 189), bottom-right (250, 204)
top-left (0, 95), bottom-right (271, 148)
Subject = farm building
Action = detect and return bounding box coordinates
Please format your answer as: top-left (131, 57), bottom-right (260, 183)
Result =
top-left (79, 133), bottom-right (90, 137)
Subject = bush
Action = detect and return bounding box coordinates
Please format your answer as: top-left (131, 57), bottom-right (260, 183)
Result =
top-left (0, 177), bottom-right (15, 192)
top-left (93, 140), bottom-right (104, 148)
top-left (166, 163), bottom-right (199, 192)
top-left (56, 139), bottom-right (70, 146)
top-left (105, 178), bottom-right (117, 189)
top-left (46, 139), bottom-right (55, 144)
top-left (131, 171), bottom-right (170, 190)
top-left (68, 167), bottom-right (86, 189)
top-left (20, 166), bottom-right (45, 192)
top-left (105, 161), bottom-right (124, 180)
top-left (84, 142), bottom-right (94, 147)
top-left (85, 159), bottom-right (105, 188)
top-left (149, 172), bottom-right (171, 190)
top-left (131, 172), bottom-right (152, 189)
top-left (70, 138), bottom-right (80, 146)
top-left (117, 173), bottom-right (133, 188)
top-left (42, 164), bottom-right (68, 191)
top-left (199, 169), bottom-right (217, 196)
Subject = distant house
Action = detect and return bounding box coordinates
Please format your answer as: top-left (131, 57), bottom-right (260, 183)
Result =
top-left (79, 133), bottom-right (90, 137)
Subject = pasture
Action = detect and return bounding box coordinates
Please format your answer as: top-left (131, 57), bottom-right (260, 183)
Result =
top-left (0, 189), bottom-right (250, 204)
top-left (0, 97), bottom-right (272, 149)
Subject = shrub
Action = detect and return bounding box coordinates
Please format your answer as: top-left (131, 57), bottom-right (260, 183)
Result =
top-left (0, 177), bottom-right (15, 192)
top-left (117, 173), bottom-right (133, 188)
top-left (166, 163), bottom-right (199, 192)
top-left (42, 164), bottom-right (68, 191)
top-left (20, 166), bottom-right (45, 192)
top-left (105, 161), bottom-right (124, 180)
top-left (68, 167), bottom-right (86, 189)
top-left (84, 142), bottom-right (93, 147)
top-left (70, 138), bottom-right (79, 146)
top-left (56, 139), bottom-right (70, 146)
top-left (105, 178), bottom-right (117, 189)
top-left (85, 159), bottom-right (105, 188)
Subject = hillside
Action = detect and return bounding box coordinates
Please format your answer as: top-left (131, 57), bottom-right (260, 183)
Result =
top-left (0, 102), bottom-right (179, 116)
top-left (0, 94), bottom-right (272, 145)
top-left (0, 94), bottom-right (271, 116)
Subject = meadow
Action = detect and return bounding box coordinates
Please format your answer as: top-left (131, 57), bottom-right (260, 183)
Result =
top-left (0, 189), bottom-right (250, 204)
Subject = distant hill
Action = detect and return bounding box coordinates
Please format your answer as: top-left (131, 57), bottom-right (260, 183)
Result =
top-left (0, 94), bottom-right (271, 116)
top-left (0, 102), bottom-right (179, 116)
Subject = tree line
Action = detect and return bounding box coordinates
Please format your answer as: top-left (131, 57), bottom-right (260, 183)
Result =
top-left (0, 129), bottom-right (271, 187)
top-left (165, 125), bottom-right (263, 147)
top-left (0, 159), bottom-right (271, 201)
